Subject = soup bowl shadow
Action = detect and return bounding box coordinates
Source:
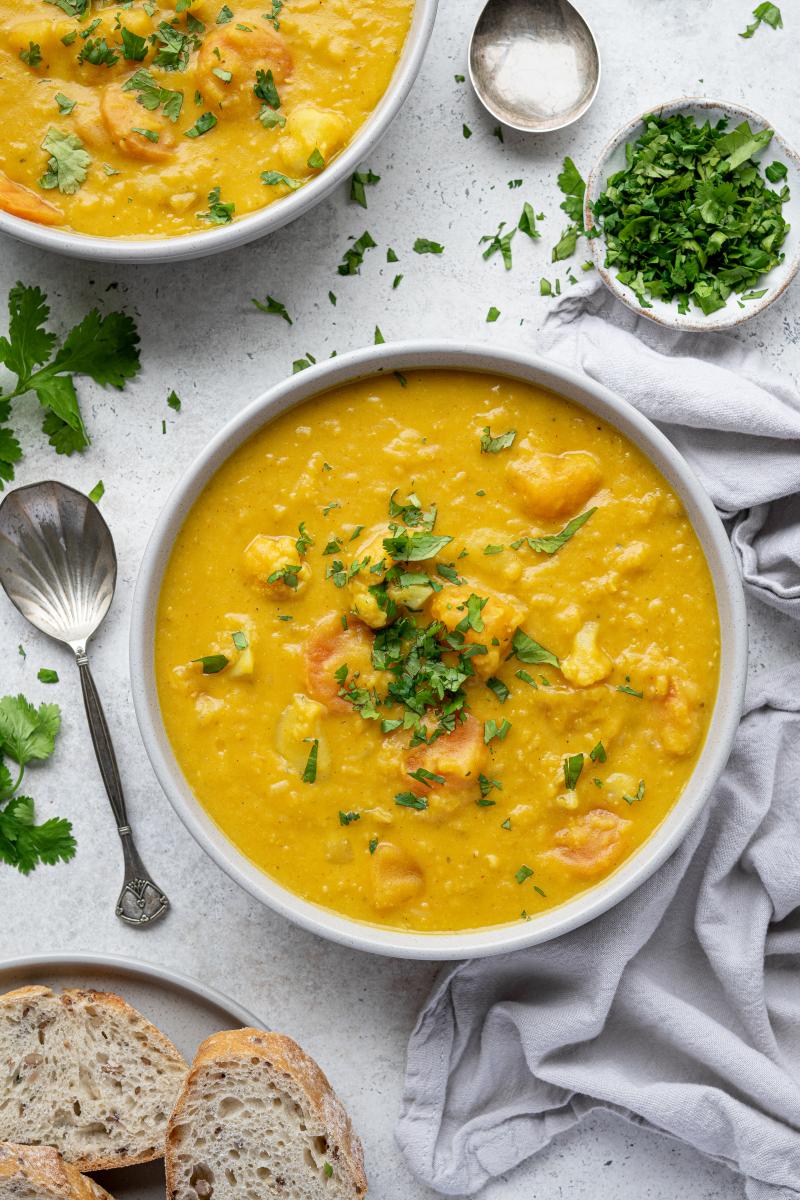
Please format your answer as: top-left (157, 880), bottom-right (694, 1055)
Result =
top-left (130, 342), bottom-right (748, 959)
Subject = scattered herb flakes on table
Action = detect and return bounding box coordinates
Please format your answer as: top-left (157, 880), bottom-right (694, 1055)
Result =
top-left (591, 114), bottom-right (790, 316)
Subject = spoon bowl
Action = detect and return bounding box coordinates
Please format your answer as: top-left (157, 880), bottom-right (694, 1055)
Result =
top-left (0, 481), bottom-right (169, 927)
top-left (469, 0), bottom-right (600, 133)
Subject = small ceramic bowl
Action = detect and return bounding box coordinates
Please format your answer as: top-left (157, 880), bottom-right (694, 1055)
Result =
top-left (130, 341), bottom-right (748, 961)
top-left (585, 98), bottom-right (800, 332)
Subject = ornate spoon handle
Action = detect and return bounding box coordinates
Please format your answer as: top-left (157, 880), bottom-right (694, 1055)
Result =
top-left (76, 652), bottom-right (169, 927)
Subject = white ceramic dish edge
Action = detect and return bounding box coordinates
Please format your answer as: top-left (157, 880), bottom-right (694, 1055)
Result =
top-left (0, 952), bottom-right (263, 1028)
top-left (585, 98), bottom-right (800, 332)
top-left (0, 0), bottom-right (438, 265)
top-left (130, 340), bottom-right (748, 960)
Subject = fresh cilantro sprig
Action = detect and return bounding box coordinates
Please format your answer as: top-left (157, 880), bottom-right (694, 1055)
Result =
top-left (0, 694), bottom-right (75, 874)
top-left (591, 114), bottom-right (790, 315)
top-left (0, 283), bottom-right (141, 488)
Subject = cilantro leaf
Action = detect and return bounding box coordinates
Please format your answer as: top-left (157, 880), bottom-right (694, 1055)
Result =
top-left (740, 2), bottom-right (782, 37)
top-left (0, 283), bottom-right (55, 380)
top-left (252, 295), bottom-right (292, 323)
top-left (39, 128), bottom-right (91, 195)
top-left (0, 695), bottom-right (61, 765)
top-left (526, 508), bottom-right (596, 555)
top-left (480, 426), bottom-right (516, 453)
top-left (511, 628), bottom-right (559, 668)
top-left (0, 796), bottom-right (76, 874)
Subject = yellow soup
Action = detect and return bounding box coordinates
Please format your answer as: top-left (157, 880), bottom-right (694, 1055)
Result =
top-left (0, 0), bottom-right (412, 238)
top-left (155, 371), bottom-right (720, 933)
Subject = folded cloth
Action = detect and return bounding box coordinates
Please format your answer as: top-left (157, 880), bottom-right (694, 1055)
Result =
top-left (397, 666), bottom-right (800, 1199)
top-left (396, 281), bottom-right (800, 1197)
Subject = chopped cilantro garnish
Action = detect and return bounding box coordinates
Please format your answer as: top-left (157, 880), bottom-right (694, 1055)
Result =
top-left (121, 27), bottom-right (148, 60)
top-left (592, 114), bottom-right (789, 314)
top-left (150, 21), bottom-right (198, 71)
top-left (478, 773), bottom-right (502, 799)
top-left (351, 169), bottom-right (380, 207)
top-left (462, 123), bottom-right (472, 139)
top-left (617, 684), bottom-right (643, 698)
top-left (77, 36), bottom-right (119, 66)
top-left (590, 741), bottom-right (606, 763)
top-left (87, 480), bottom-right (104, 503)
top-left (368, 837), bottom-right (378, 854)
top-left (740, 2), bottom-right (782, 36)
top-left (55, 93), bottom-right (76, 115)
top-left (486, 677), bottom-right (509, 703)
top-left (185, 112), bottom-right (217, 138)
top-left (339, 809), bottom-right (360, 825)
top-left (217, 4), bottom-right (234, 21)
top-left (123, 69), bottom-right (184, 122)
top-left (515, 669), bottom-right (537, 687)
top-left (480, 222), bottom-right (515, 269)
top-left (515, 864), bottom-right (533, 884)
top-left (20, 41), bottom-right (43, 67)
top-left (484, 718), bottom-right (511, 745)
top-left (262, 170), bottom-right (302, 190)
top-left (408, 767), bottom-right (445, 787)
top-left (37, 669), bottom-right (59, 684)
top-left (39, 128), bottom-right (90, 195)
top-left (623, 780), bottom-right (646, 805)
top-left (395, 792), bottom-right (428, 810)
top-left (192, 654), bottom-right (228, 674)
top-left (302, 739), bottom-right (319, 783)
top-left (563, 753), bottom-right (583, 790)
top-left (486, 306), bottom-right (501, 322)
top-left (479, 426), bottom-right (516, 453)
top-left (197, 186), bottom-right (235, 225)
top-left (338, 230), bottom-right (377, 275)
top-left (511, 628), bottom-right (559, 669)
top-left (413, 238), bottom-right (444, 255)
top-left (307, 147), bottom-right (325, 169)
top-left (525, 508), bottom-right (596, 555)
top-left (518, 201), bottom-right (541, 240)
top-left (252, 294), bottom-right (292, 322)
top-left (254, 67), bottom-right (280, 109)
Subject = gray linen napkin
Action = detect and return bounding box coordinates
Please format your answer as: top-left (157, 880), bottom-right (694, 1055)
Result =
top-left (396, 281), bottom-right (800, 1197)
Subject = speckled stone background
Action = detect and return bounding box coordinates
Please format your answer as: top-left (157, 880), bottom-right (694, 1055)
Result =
top-left (1, 1), bottom-right (798, 1196)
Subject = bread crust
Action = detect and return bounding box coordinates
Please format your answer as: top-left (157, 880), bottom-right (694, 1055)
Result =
top-left (0, 1141), bottom-right (115, 1200)
top-left (0, 986), bottom-right (188, 1172)
top-left (166, 1028), bottom-right (367, 1198)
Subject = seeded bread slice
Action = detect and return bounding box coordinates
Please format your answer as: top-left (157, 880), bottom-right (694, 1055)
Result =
top-left (166, 1029), bottom-right (367, 1200)
top-left (0, 1142), bottom-right (115, 1200)
top-left (0, 986), bottom-right (188, 1172)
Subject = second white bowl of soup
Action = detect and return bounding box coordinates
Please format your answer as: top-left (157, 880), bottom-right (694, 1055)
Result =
top-left (131, 343), bottom-right (747, 958)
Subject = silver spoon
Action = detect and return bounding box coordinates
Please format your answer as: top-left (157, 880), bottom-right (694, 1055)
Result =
top-left (469, 0), bottom-right (600, 133)
top-left (0, 481), bottom-right (169, 927)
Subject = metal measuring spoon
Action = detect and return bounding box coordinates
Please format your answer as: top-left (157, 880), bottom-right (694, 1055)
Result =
top-left (469, 0), bottom-right (600, 133)
top-left (0, 481), bottom-right (169, 927)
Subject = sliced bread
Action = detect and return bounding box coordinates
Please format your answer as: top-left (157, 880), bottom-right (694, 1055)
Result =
top-left (166, 1028), bottom-right (367, 1200)
top-left (0, 986), bottom-right (188, 1171)
top-left (0, 1141), bottom-right (115, 1200)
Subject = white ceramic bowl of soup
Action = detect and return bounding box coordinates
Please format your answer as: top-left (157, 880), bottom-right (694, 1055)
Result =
top-left (130, 341), bottom-right (748, 960)
top-left (0, 0), bottom-right (437, 264)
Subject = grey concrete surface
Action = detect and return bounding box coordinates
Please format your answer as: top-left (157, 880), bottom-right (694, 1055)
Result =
top-left (1, 1), bottom-right (798, 1196)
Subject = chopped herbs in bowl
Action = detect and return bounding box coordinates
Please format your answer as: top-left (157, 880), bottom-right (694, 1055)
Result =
top-left (585, 100), bottom-right (800, 329)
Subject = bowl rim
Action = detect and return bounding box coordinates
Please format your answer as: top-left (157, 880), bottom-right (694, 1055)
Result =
top-left (584, 96), bottom-right (800, 332)
top-left (129, 340), bottom-right (748, 960)
top-left (0, 0), bottom-right (438, 265)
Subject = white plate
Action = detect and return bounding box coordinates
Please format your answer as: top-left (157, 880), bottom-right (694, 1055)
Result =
top-left (585, 98), bottom-right (800, 331)
top-left (0, 953), bottom-right (263, 1199)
